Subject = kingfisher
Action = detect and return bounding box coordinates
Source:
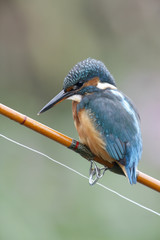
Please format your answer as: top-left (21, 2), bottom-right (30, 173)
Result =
top-left (39, 58), bottom-right (142, 185)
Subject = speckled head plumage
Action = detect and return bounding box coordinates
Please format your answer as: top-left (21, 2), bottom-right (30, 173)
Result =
top-left (63, 58), bottom-right (116, 91)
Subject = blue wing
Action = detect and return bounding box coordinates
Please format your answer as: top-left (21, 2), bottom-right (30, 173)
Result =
top-left (77, 89), bottom-right (142, 184)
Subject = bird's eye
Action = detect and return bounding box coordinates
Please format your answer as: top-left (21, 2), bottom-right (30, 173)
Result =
top-left (66, 81), bottom-right (84, 92)
top-left (72, 81), bottom-right (83, 90)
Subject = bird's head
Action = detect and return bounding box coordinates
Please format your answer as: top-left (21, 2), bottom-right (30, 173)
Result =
top-left (38, 58), bottom-right (116, 114)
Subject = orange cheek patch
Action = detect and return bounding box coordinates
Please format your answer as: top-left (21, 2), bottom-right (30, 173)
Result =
top-left (66, 86), bottom-right (73, 92)
top-left (83, 77), bottom-right (100, 87)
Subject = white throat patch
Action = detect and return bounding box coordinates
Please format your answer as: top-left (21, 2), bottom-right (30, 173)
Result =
top-left (67, 94), bottom-right (82, 102)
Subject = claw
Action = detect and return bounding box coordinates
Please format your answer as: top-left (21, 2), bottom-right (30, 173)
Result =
top-left (89, 160), bottom-right (108, 185)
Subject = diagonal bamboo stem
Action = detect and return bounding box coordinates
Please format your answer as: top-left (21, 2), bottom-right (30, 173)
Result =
top-left (0, 103), bottom-right (160, 192)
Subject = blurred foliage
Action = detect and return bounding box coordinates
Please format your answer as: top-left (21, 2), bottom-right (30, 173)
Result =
top-left (0, 0), bottom-right (160, 239)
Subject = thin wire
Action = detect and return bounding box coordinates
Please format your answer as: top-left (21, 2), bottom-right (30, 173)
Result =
top-left (0, 133), bottom-right (159, 217)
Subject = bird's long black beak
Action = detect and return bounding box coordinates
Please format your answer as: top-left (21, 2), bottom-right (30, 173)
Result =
top-left (38, 89), bottom-right (73, 114)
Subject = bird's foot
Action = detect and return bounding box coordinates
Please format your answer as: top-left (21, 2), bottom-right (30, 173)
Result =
top-left (89, 160), bottom-right (108, 185)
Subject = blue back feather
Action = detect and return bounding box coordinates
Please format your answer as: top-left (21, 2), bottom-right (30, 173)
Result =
top-left (77, 89), bottom-right (142, 184)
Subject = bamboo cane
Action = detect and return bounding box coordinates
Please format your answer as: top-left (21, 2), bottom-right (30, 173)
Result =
top-left (0, 103), bottom-right (160, 192)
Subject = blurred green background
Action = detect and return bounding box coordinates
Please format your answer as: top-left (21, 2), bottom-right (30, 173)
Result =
top-left (0, 0), bottom-right (160, 239)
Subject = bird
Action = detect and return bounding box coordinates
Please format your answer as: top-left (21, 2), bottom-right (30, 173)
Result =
top-left (38, 58), bottom-right (142, 184)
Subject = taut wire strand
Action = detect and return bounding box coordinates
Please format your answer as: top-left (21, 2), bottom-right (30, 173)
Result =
top-left (0, 133), bottom-right (159, 216)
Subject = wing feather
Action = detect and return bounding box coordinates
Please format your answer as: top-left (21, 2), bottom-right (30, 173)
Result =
top-left (77, 89), bottom-right (142, 184)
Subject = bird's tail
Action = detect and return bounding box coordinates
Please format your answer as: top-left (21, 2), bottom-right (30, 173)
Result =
top-left (125, 163), bottom-right (137, 184)
top-left (117, 162), bottom-right (137, 184)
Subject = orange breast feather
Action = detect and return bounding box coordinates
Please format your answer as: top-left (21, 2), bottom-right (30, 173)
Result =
top-left (72, 101), bottom-right (115, 164)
